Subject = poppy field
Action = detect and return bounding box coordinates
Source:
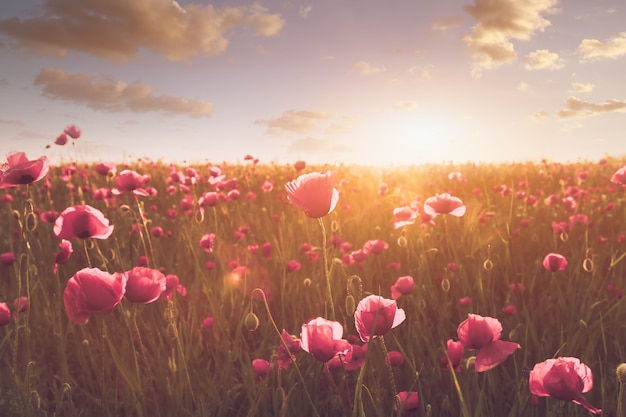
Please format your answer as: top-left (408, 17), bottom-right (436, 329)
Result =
top-left (2, 136), bottom-right (626, 416)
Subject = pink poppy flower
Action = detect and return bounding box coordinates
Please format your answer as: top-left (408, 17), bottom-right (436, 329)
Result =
top-left (338, 342), bottom-right (368, 371)
top-left (286, 260), bottom-right (301, 272)
top-left (111, 170), bottom-right (150, 197)
top-left (262, 242), bottom-right (272, 260)
top-left (542, 253), bottom-right (568, 272)
top-left (390, 275), bottom-right (414, 300)
top-left (202, 316), bottom-right (214, 329)
top-left (393, 206), bottom-right (418, 229)
top-left (294, 160), bottom-right (306, 171)
top-left (387, 350), bottom-right (405, 366)
top-left (159, 274), bottom-right (187, 301)
top-left (285, 171), bottom-right (339, 218)
top-left (94, 162), bottom-right (117, 177)
top-left (363, 239), bottom-right (389, 255)
top-left (55, 133), bottom-right (68, 145)
top-left (276, 329), bottom-right (302, 370)
top-left (423, 193), bottom-right (466, 217)
top-left (0, 302), bottom-right (10, 326)
top-left (64, 124), bottom-right (81, 139)
top-left (252, 358), bottom-right (272, 381)
top-left (53, 239), bottom-right (73, 273)
top-left (123, 267), bottom-right (166, 304)
top-left (354, 295), bottom-right (406, 342)
top-left (611, 165), bottom-right (626, 185)
top-left (458, 296), bottom-right (473, 307)
top-left (0, 152), bottom-right (50, 188)
top-left (440, 339), bottom-right (464, 371)
top-left (529, 357), bottom-right (601, 414)
top-left (501, 305), bottom-right (518, 316)
top-left (13, 296), bottom-right (28, 314)
top-left (394, 391), bottom-right (419, 416)
top-left (53, 205), bottom-right (114, 240)
top-left (0, 251), bottom-right (16, 266)
top-left (199, 233), bottom-right (216, 253)
top-left (300, 317), bottom-right (351, 362)
top-left (63, 267), bottom-right (127, 324)
top-left (457, 313), bottom-right (520, 372)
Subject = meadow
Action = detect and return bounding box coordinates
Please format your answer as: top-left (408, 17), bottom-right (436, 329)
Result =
top-left (1, 147), bottom-right (626, 417)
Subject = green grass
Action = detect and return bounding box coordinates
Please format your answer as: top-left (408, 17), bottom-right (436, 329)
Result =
top-left (1, 157), bottom-right (626, 416)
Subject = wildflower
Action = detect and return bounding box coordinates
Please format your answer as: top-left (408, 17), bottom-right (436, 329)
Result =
top-left (199, 233), bottom-right (216, 253)
top-left (53, 205), bottom-right (114, 240)
top-left (285, 171), bottom-right (339, 218)
top-left (0, 302), bottom-right (10, 326)
top-left (457, 313), bottom-right (520, 372)
top-left (252, 358), bottom-right (272, 381)
top-left (423, 193), bottom-right (466, 217)
top-left (111, 169), bottom-right (150, 196)
top-left (440, 339), bottom-right (464, 371)
top-left (294, 160), bottom-right (306, 171)
top-left (529, 357), bottom-right (601, 414)
top-left (354, 294), bottom-right (406, 342)
top-left (0, 152), bottom-right (50, 188)
top-left (393, 206), bottom-right (418, 229)
top-left (53, 239), bottom-right (73, 273)
top-left (55, 133), bottom-right (68, 145)
top-left (123, 267), bottom-right (166, 304)
top-left (394, 391), bottom-right (419, 416)
top-left (339, 342), bottom-right (368, 371)
top-left (390, 275), bottom-right (414, 300)
top-left (300, 317), bottom-right (351, 362)
top-left (159, 274), bottom-right (187, 301)
top-left (611, 165), bottom-right (626, 185)
top-left (63, 267), bottom-right (127, 324)
top-left (458, 296), bottom-right (473, 307)
top-left (64, 124), bottom-right (81, 139)
top-left (94, 162), bottom-right (116, 176)
top-left (387, 350), bottom-right (405, 366)
top-left (202, 316), bottom-right (214, 329)
top-left (542, 253), bottom-right (568, 272)
top-left (501, 305), bottom-right (518, 316)
top-left (276, 330), bottom-right (301, 370)
top-left (13, 296), bottom-right (28, 314)
top-left (0, 251), bottom-right (16, 266)
top-left (286, 260), bottom-right (301, 272)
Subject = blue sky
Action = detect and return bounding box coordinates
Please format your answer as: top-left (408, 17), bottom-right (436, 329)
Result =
top-left (1, 0), bottom-right (625, 166)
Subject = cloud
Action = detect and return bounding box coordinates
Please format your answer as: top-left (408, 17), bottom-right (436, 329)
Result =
top-left (299, 5), bottom-right (313, 18)
top-left (34, 67), bottom-right (214, 118)
top-left (570, 82), bottom-right (594, 93)
top-left (517, 81), bottom-right (529, 91)
top-left (287, 137), bottom-right (353, 153)
top-left (530, 111), bottom-right (549, 120)
top-left (431, 16), bottom-right (464, 31)
top-left (556, 96), bottom-right (626, 118)
top-left (463, 0), bottom-right (558, 75)
top-left (577, 32), bottom-right (626, 61)
top-left (523, 49), bottom-right (563, 70)
top-left (255, 110), bottom-right (334, 135)
top-left (352, 61), bottom-right (386, 75)
top-left (392, 101), bottom-right (417, 110)
top-left (0, 0), bottom-right (285, 62)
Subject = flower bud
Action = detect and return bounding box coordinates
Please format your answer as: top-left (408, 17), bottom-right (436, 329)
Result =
top-left (244, 312), bottom-right (259, 332)
top-left (617, 363), bottom-right (626, 384)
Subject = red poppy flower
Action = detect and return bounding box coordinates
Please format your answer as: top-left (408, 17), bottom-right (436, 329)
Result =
top-left (123, 267), bottom-right (166, 304)
top-left (276, 329), bottom-right (301, 370)
top-left (611, 165), bottom-right (626, 185)
top-left (55, 133), bottom-right (68, 145)
top-left (542, 253), bottom-right (568, 272)
top-left (457, 313), bottom-right (520, 372)
top-left (285, 171), bottom-right (339, 218)
top-left (423, 193), bottom-right (466, 217)
top-left (199, 233), bottom-right (216, 253)
top-left (0, 251), bottom-right (16, 266)
top-left (440, 339), bottom-right (464, 371)
top-left (0, 302), bottom-right (10, 325)
top-left (393, 206), bottom-right (418, 229)
top-left (286, 260), bottom-right (301, 272)
top-left (387, 350), bottom-right (405, 366)
top-left (0, 152), bottom-right (50, 188)
top-left (529, 357), bottom-right (601, 414)
top-left (111, 169), bottom-right (150, 196)
top-left (53, 239), bottom-right (73, 273)
top-left (294, 160), bottom-right (306, 171)
top-left (53, 205), bottom-right (114, 240)
top-left (64, 124), bottom-right (81, 139)
top-left (63, 267), bottom-right (127, 324)
top-left (354, 295), bottom-right (406, 342)
top-left (94, 162), bottom-right (116, 176)
top-left (394, 391), bottom-right (419, 416)
top-left (300, 317), bottom-right (350, 362)
top-left (390, 275), bottom-right (414, 300)
top-left (251, 358), bottom-right (272, 381)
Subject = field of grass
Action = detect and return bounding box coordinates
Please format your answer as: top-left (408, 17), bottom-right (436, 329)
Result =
top-left (1, 153), bottom-right (626, 417)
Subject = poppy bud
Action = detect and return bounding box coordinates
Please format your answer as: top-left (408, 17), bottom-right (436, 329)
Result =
top-left (345, 294), bottom-right (356, 315)
top-left (244, 312), bottom-right (259, 332)
top-left (617, 363), bottom-right (626, 384)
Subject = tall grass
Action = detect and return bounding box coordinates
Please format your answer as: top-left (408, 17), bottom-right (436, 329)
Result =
top-left (1, 157), bottom-right (625, 416)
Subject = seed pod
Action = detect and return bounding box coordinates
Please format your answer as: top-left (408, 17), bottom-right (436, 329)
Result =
top-left (244, 312), bottom-right (259, 332)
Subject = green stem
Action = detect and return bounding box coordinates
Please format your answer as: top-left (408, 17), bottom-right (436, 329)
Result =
top-left (318, 218), bottom-right (335, 320)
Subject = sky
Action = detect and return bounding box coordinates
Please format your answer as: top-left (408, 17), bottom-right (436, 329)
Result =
top-left (0, 0), bottom-right (625, 167)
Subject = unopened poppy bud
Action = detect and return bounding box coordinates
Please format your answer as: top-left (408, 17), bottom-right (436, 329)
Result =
top-left (465, 356), bottom-right (476, 372)
top-left (332, 258), bottom-right (343, 266)
top-left (345, 294), bottom-right (355, 315)
top-left (303, 278), bottom-right (312, 287)
top-left (441, 278), bottom-right (450, 293)
top-left (244, 312), bottom-right (259, 332)
top-left (617, 363), bottom-right (626, 384)
top-left (397, 236), bottom-right (407, 247)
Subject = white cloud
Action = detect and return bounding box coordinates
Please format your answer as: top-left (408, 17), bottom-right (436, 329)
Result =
top-left (352, 61), bottom-right (386, 75)
top-left (523, 49), bottom-right (563, 70)
top-left (557, 96), bottom-right (626, 118)
top-left (578, 32), bottom-right (626, 61)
